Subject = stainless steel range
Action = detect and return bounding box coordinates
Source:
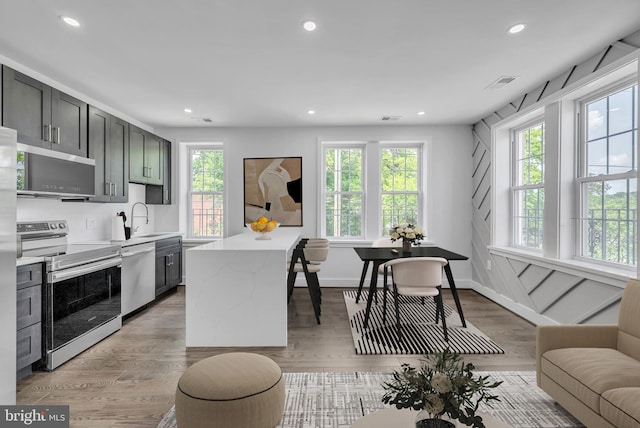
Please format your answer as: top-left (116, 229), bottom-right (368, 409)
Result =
top-left (18, 220), bottom-right (122, 370)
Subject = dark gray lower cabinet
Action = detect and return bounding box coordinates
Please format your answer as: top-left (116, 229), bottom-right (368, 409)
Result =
top-left (155, 237), bottom-right (182, 296)
top-left (16, 263), bottom-right (43, 374)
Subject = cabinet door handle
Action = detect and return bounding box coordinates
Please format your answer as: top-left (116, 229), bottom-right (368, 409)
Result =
top-left (43, 124), bottom-right (52, 142)
top-left (104, 182), bottom-right (111, 196)
top-left (143, 166), bottom-right (148, 177)
top-left (112, 183), bottom-right (117, 196)
top-left (53, 127), bottom-right (61, 144)
top-left (148, 167), bottom-right (152, 177)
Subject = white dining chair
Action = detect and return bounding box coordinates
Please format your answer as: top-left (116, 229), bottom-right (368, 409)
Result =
top-left (382, 257), bottom-right (449, 341)
top-left (287, 243), bottom-right (329, 324)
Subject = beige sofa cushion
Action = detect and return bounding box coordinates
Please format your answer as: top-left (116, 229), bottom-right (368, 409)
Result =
top-left (618, 279), bottom-right (640, 360)
top-left (601, 387), bottom-right (640, 428)
top-left (541, 347), bottom-right (640, 412)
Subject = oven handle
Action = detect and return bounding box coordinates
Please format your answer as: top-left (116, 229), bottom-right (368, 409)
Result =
top-left (49, 257), bottom-right (122, 283)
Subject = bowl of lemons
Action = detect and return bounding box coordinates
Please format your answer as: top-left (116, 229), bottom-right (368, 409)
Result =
top-left (249, 216), bottom-right (279, 240)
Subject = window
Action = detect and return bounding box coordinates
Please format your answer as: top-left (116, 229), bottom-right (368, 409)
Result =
top-left (188, 146), bottom-right (224, 238)
top-left (321, 141), bottom-right (424, 240)
top-left (380, 146), bottom-right (421, 236)
top-left (578, 83), bottom-right (638, 265)
top-left (512, 121), bottom-right (545, 249)
top-left (323, 145), bottom-right (364, 238)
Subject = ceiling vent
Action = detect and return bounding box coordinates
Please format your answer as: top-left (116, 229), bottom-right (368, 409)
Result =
top-left (381, 115), bottom-right (402, 121)
top-left (191, 117), bottom-right (213, 123)
top-left (486, 76), bottom-right (517, 89)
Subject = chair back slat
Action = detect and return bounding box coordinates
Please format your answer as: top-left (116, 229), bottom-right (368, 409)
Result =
top-left (303, 246), bottom-right (329, 262)
top-left (386, 257), bottom-right (448, 288)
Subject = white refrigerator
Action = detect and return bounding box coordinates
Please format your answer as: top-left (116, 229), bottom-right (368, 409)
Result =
top-left (0, 126), bottom-right (17, 404)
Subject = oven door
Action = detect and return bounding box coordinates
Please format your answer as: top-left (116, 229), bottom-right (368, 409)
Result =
top-left (45, 257), bottom-right (122, 352)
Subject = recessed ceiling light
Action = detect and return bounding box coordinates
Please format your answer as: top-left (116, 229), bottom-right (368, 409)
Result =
top-left (307, 110), bottom-right (316, 115)
top-left (302, 21), bottom-right (317, 32)
top-left (508, 23), bottom-right (526, 34)
top-left (60, 15), bottom-right (80, 27)
top-left (417, 111), bottom-right (425, 116)
top-left (184, 108), bottom-right (192, 113)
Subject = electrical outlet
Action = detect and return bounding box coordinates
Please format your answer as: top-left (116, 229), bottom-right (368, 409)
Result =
top-left (486, 259), bottom-right (492, 271)
top-left (86, 217), bottom-right (97, 230)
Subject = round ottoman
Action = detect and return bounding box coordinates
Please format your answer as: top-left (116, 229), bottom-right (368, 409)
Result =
top-left (175, 352), bottom-right (285, 428)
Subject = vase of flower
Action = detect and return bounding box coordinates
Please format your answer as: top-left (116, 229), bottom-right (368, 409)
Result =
top-left (390, 223), bottom-right (424, 251)
top-left (381, 349), bottom-right (503, 428)
top-left (415, 411), bottom-right (454, 428)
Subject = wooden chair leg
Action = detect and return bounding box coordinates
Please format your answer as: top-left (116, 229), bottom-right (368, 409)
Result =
top-left (306, 273), bottom-right (321, 324)
top-left (382, 274), bottom-right (388, 325)
top-left (437, 288), bottom-right (448, 341)
top-left (393, 285), bottom-right (402, 341)
top-left (287, 271), bottom-right (297, 303)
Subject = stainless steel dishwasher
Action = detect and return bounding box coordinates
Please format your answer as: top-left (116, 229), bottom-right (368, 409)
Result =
top-left (121, 242), bottom-right (156, 316)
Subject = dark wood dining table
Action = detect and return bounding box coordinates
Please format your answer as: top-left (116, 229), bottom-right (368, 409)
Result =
top-left (353, 246), bottom-right (469, 329)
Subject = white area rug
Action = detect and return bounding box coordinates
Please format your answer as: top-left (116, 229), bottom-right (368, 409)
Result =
top-left (157, 371), bottom-right (583, 428)
top-left (344, 290), bottom-right (504, 355)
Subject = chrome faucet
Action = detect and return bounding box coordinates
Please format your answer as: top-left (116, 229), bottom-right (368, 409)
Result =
top-left (130, 202), bottom-right (149, 236)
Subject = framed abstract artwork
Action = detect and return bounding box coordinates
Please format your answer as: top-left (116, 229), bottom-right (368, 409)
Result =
top-left (243, 157), bottom-right (302, 226)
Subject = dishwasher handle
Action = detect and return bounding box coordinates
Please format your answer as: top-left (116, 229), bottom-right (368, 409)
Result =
top-left (121, 246), bottom-right (155, 258)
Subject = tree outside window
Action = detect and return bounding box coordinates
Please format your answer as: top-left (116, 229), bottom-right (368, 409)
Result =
top-left (579, 84), bottom-right (638, 265)
top-left (512, 122), bottom-right (545, 249)
top-left (323, 146), bottom-right (363, 238)
top-left (321, 141), bottom-right (424, 240)
top-left (189, 147), bottom-right (224, 238)
top-left (380, 146), bottom-right (421, 236)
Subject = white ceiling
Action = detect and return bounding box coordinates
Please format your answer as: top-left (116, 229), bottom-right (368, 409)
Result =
top-left (1, 1), bottom-right (640, 128)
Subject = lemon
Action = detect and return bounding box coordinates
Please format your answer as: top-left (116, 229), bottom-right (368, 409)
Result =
top-left (256, 222), bottom-right (267, 231)
top-left (250, 222), bottom-right (259, 232)
top-left (257, 216), bottom-right (269, 223)
top-left (265, 220), bottom-right (277, 232)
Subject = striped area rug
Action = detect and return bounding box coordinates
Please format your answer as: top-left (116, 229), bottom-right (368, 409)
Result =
top-left (158, 371), bottom-right (584, 428)
top-left (344, 290), bottom-right (504, 355)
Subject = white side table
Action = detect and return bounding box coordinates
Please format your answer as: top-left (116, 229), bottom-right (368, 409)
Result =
top-left (350, 409), bottom-right (511, 428)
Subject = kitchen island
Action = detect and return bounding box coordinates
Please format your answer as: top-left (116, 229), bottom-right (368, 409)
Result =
top-left (185, 229), bottom-right (300, 347)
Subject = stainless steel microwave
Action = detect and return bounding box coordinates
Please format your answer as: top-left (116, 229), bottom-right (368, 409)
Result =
top-left (17, 143), bottom-right (95, 198)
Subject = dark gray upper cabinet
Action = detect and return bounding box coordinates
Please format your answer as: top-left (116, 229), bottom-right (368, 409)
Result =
top-left (2, 65), bottom-right (87, 157)
top-left (146, 139), bottom-right (171, 205)
top-left (161, 139), bottom-right (171, 204)
top-left (129, 125), bottom-right (162, 186)
top-left (88, 106), bottom-right (129, 202)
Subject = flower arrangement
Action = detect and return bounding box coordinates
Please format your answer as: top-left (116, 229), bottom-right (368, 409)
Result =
top-left (390, 223), bottom-right (424, 245)
top-left (381, 349), bottom-right (502, 427)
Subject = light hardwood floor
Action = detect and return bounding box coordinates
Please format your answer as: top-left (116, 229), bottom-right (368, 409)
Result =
top-left (16, 286), bottom-right (536, 427)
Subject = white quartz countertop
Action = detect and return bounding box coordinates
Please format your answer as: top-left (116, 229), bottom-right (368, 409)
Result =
top-left (16, 256), bottom-right (45, 267)
top-left (75, 232), bottom-right (183, 247)
top-left (15, 233), bottom-right (183, 267)
top-left (188, 229), bottom-right (300, 251)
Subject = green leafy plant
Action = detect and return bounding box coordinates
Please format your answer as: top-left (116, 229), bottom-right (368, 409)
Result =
top-left (390, 223), bottom-right (424, 245)
top-left (381, 349), bottom-right (502, 427)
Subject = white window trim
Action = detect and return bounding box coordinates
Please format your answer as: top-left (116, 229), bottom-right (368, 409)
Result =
top-left (318, 139), bottom-right (427, 242)
top-left (491, 57), bottom-right (640, 279)
top-left (510, 119), bottom-right (545, 251)
top-left (379, 142), bottom-right (424, 236)
top-left (179, 142), bottom-right (226, 241)
top-left (574, 78), bottom-right (638, 266)
top-left (319, 141), bottom-right (367, 240)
